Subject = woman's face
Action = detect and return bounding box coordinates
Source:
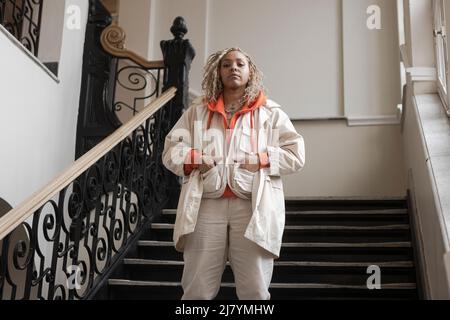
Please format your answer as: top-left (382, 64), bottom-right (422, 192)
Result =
top-left (219, 50), bottom-right (250, 91)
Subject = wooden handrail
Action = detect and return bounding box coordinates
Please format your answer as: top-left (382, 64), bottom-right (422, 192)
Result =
top-left (0, 87), bottom-right (177, 240)
top-left (101, 24), bottom-right (165, 69)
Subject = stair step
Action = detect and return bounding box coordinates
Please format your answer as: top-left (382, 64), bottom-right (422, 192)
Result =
top-left (139, 241), bottom-right (174, 246)
top-left (284, 198), bottom-right (408, 211)
top-left (135, 240), bottom-right (413, 262)
top-left (123, 259), bottom-right (414, 268)
top-left (109, 279), bottom-right (416, 290)
top-left (159, 209), bottom-right (411, 227)
top-left (138, 240), bottom-right (411, 248)
top-left (281, 242), bottom-right (411, 248)
top-left (105, 199), bottom-right (419, 300)
top-left (286, 209), bottom-right (408, 215)
top-left (150, 223), bottom-right (410, 231)
top-left (162, 208), bottom-right (408, 216)
top-left (145, 223), bottom-right (412, 243)
top-left (120, 258), bottom-right (416, 284)
top-left (107, 279), bottom-right (418, 300)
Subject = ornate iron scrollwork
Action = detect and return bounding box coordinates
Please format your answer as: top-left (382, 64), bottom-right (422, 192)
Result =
top-left (112, 62), bottom-right (163, 120)
top-left (1, 0), bottom-right (194, 299)
top-left (0, 114), bottom-right (168, 299)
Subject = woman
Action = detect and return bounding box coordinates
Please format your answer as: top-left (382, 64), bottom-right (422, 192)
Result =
top-left (162, 47), bottom-right (305, 300)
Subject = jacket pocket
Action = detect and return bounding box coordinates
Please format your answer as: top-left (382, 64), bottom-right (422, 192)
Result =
top-left (239, 126), bottom-right (254, 154)
top-left (201, 165), bottom-right (221, 193)
top-left (233, 167), bottom-right (255, 193)
top-left (269, 176), bottom-right (283, 190)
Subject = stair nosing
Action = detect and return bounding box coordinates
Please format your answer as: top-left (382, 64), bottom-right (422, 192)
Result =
top-left (284, 196), bottom-right (407, 202)
top-left (162, 209), bottom-right (408, 215)
top-left (285, 209), bottom-right (408, 215)
top-left (281, 242), bottom-right (412, 248)
top-left (149, 224), bottom-right (410, 231)
top-left (138, 240), bottom-right (412, 248)
top-left (123, 258), bottom-right (414, 268)
top-left (285, 225), bottom-right (410, 231)
top-left (108, 279), bottom-right (416, 290)
top-left (150, 223), bottom-right (174, 229)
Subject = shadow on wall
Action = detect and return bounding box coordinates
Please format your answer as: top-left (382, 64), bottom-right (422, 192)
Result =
top-left (0, 198), bottom-right (11, 217)
top-left (0, 198), bottom-right (31, 300)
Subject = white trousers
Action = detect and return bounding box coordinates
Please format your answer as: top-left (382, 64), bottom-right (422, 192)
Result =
top-left (181, 198), bottom-right (274, 300)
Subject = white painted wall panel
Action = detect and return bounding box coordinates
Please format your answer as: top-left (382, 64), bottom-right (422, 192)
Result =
top-left (0, 0), bottom-right (89, 207)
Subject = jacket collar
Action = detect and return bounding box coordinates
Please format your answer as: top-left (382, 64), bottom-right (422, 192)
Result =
top-left (207, 91), bottom-right (267, 114)
top-left (206, 91), bottom-right (267, 129)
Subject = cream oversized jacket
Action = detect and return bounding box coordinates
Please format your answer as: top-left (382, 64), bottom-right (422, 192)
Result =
top-left (162, 96), bottom-right (305, 258)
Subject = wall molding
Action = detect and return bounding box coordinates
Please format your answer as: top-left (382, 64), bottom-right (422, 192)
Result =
top-left (346, 113), bottom-right (402, 127)
top-left (190, 89), bottom-right (404, 126)
top-left (406, 67), bottom-right (437, 83)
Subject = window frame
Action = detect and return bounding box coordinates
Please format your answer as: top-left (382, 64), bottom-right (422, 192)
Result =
top-left (432, 0), bottom-right (450, 116)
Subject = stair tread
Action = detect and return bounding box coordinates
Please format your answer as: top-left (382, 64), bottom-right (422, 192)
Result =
top-left (282, 242), bottom-right (411, 248)
top-left (109, 200), bottom-right (418, 299)
top-left (108, 279), bottom-right (416, 290)
top-left (124, 258), bottom-right (414, 268)
top-left (285, 209), bottom-right (408, 215)
top-left (162, 208), bottom-right (408, 215)
top-left (138, 240), bottom-right (412, 248)
top-left (284, 196), bottom-right (407, 202)
top-left (150, 223), bottom-right (410, 231)
top-left (139, 240), bottom-right (173, 246)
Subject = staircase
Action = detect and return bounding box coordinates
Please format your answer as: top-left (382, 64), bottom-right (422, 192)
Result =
top-left (105, 198), bottom-right (420, 300)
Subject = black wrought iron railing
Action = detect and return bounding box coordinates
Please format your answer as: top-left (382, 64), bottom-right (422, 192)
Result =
top-left (75, 1), bottom-right (195, 206)
top-left (0, 0), bottom-right (195, 299)
top-left (0, 87), bottom-right (177, 300)
top-left (0, 0), bottom-right (44, 57)
top-left (100, 24), bottom-right (167, 124)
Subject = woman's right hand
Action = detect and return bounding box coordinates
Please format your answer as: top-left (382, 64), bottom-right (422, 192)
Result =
top-left (199, 154), bottom-right (216, 174)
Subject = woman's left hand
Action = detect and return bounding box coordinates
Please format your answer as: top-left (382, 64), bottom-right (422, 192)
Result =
top-left (239, 153), bottom-right (260, 173)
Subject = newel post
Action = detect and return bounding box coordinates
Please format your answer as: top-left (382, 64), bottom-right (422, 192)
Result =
top-left (160, 16), bottom-right (196, 128)
top-left (160, 17), bottom-right (196, 205)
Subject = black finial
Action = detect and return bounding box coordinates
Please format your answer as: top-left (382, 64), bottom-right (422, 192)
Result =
top-left (170, 16), bottom-right (188, 39)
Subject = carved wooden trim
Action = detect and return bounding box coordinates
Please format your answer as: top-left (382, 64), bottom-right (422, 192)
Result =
top-left (0, 87), bottom-right (176, 240)
top-left (100, 24), bottom-right (164, 69)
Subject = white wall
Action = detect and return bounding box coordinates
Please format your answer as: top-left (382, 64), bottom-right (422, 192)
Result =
top-left (0, 0), bottom-right (89, 207)
top-left (150, 0), bottom-right (343, 119)
top-left (407, 0), bottom-right (435, 67)
top-left (402, 93), bottom-right (449, 299)
top-left (208, 0), bottom-right (343, 119)
top-left (400, 0), bottom-right (450, 299)
top-left (38, 0), bottom-right (66, 64)
top-left (118, 0), bottom-right (152, 59)
top-left (283, 121), bottom-right (406, 197)
top-left (150, 0), bottom-right (209, 99)
top-left (343, 0), bottom-right (402, 118)
top-left (149, 0), bottom-right (403, 121)
top-left (404, 0), bottom-right (436, 95)
top-left (143, 0), bottom-right (407, 198)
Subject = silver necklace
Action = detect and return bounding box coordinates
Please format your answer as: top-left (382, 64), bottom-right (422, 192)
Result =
top-left (224, 98), bottom-right (245, 115)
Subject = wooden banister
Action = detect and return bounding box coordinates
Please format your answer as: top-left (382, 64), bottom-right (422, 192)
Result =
top-left (0, 87), bottom-right (176, 240)
top-left (101, 24), bottom-right (164, 69)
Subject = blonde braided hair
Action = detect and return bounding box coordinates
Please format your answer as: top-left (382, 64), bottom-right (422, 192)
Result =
top-left (201, 47), bottom-right (265, 104)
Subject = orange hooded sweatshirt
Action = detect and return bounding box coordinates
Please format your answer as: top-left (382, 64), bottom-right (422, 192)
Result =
top-left (184, 91), bottom-right (270, 198)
